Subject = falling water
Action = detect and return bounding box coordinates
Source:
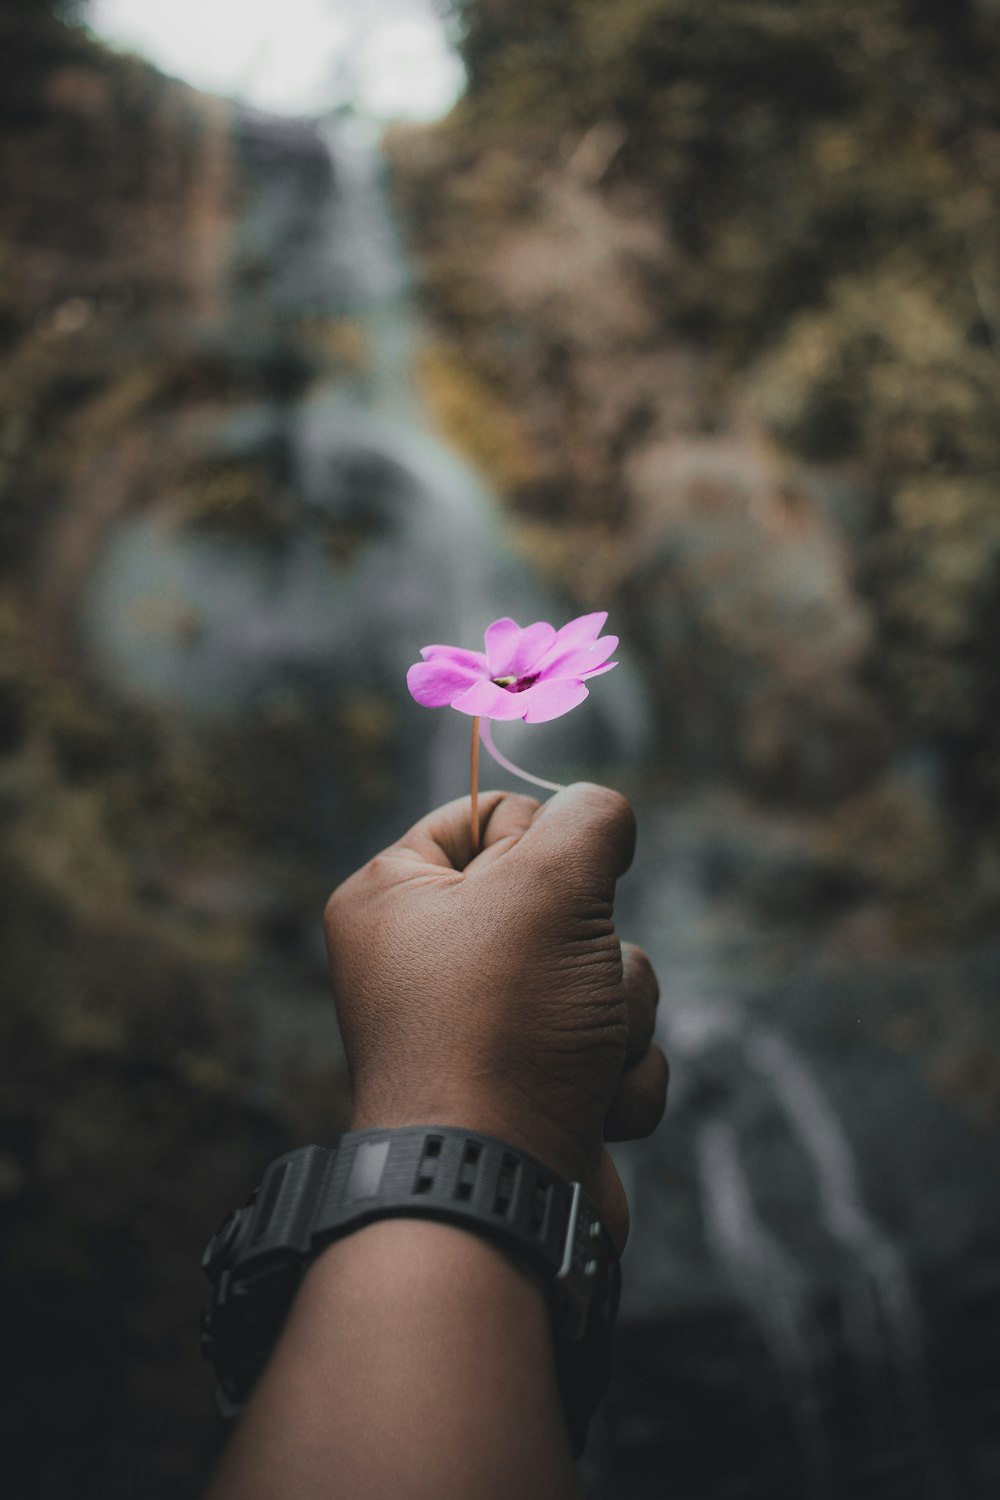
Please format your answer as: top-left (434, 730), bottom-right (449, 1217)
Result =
top-left (745, 1028), bottom-right (954, 1500)
top-left (697, 1118), bottom-right (835, 1500)
top-left (81, 110), bottom-right (642, 832)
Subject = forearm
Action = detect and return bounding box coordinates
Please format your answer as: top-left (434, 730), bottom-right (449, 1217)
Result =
top-left (207, 1218), bottom-right (581, 1500)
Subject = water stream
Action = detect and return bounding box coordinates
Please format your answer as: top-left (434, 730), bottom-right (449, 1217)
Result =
top-left (696, 1116), bottom-right (836, 1500)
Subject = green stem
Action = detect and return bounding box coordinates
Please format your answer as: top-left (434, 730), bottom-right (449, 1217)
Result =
top-left (470, 715), bottom-right (480, 853)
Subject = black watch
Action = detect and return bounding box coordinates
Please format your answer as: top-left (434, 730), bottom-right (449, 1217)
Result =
top-left (200, 1125), bottom-right (621, 1454)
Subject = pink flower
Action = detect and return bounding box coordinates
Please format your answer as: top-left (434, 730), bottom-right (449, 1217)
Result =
top-left (406, 612), bottom-right (618, 724)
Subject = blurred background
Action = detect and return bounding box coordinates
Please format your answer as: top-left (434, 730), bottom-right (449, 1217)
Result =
top-left (2, 1), bottom-right (999, 1496)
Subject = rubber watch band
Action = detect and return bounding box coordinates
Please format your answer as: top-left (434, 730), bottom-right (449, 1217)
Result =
top-left (201, 1126), bottom-right (621, 1454)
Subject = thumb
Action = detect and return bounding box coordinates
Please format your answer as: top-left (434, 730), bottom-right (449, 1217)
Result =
top-left (517, 783), bottom-right (636, 886)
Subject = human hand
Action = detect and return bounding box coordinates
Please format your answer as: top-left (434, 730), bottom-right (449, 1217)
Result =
top-left (323, 785), bottom-right (668, 1249)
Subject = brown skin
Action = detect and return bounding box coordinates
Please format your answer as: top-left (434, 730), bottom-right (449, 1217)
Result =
top-left (207, 784), bottom-right (667, 1500)
top-left (330, 783), bottom-right (667, 1247)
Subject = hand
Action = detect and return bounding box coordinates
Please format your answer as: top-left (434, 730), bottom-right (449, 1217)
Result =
top-left (323, 784), bottom-right (668, 1249)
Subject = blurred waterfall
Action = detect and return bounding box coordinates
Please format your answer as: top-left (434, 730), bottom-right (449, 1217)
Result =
top-left (697, 1117), bottom-right (835, 1500)
top-left (746, 1028), bottom-right (953, 1500)
top-left (81, 110), bottom-right (645, 864)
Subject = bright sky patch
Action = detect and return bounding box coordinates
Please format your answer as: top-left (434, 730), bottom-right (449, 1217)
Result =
top-left (88, 0), bottom-right (465, 121)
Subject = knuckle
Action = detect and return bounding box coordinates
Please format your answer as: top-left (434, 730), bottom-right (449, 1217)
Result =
top-left (605, 1045), bottom-right (671, 1142)
top-left (499, 791), bottom-right (541, 818)
top-left (649, 1046), bottom-right (670, 1116)
top-left (365, 852), bottom-right (396, 883)
top-left (324, 852), bottom-right (391, 931)
top-left (633, 1048), bottom-right (670, 1135)
top-left (603, 785), bottom-right (636, 831)
top-left (575, 782), bottom-right (635, 833)
top-left (567, 783), bottom-right (637, 878)
top-left (323, 882), bottom-right (348, 931)
top-left (623, 942), bottom-right (659, 992)
top-left (638, 1070), bottom-right (669, 1136)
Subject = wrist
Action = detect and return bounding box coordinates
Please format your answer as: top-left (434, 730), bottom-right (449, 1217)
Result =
top-left (213, 1216), bottom-right (578, 1500)
top-left (202, 1129), bottom-right (621, 1463)
top-left (307, 1215), bottom-right (553, 1323)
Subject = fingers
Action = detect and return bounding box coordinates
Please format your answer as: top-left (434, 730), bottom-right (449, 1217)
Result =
top-left (471, 791), bottom-right (544, 869)
top-left (606, 942), bottom-right (666, 1141)
top-left (518, 782), bottom-right (636, 888)
top-left (621, 941), bottom-right (659, 1065)
top-left (391, 791), bottom-right (540, 871)
top-left (604, 1044), bottom-right (669, 1142)
top-left (385, 782), bottom-right (634, 889)
top-left (588, 1149), bottom-right (630, 1256)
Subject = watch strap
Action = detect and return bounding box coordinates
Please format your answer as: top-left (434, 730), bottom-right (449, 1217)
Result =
top-left (312, 1126), bottom-right (577, 1273)
top-left (203, 1127), bottom-right (620, 1454)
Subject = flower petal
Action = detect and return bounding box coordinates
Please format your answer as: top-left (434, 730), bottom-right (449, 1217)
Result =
top-left (535, 634), bottom-right (618, 680)
top-left (518, 678), bottom-right (590, 723)
top-left (485, 617), bottom-right (558, 678)
top-left (450, 679), bottom-right (529, 720)
top-left (407, 657), bottom-right (485, 708)
top-left (579, 660), bottom-right (617, 678)
top-left (549, 611), bottom-right (608, 652)
top-left (420, 644), bottom-right (488, 671)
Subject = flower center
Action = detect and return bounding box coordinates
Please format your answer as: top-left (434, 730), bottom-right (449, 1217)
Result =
top-left (492, 673), bottom-right (539, 694)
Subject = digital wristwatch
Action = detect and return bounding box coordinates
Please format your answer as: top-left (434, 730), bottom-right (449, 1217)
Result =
top-left (200, 1125), bottom-right (621, 1454)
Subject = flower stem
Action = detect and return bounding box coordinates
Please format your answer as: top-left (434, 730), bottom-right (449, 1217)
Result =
top-left (479, 719), bottom-right (565, 794)
top-left (470, 715), bottom-right (481, 854)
